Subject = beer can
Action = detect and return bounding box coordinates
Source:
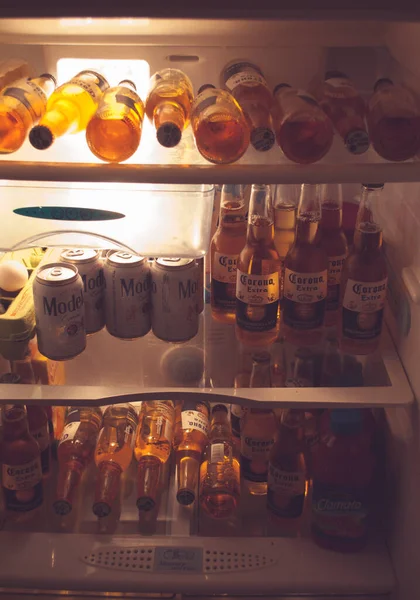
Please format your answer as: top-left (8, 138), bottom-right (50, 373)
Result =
top-left (151, 258), bottom-right (199, 342)
top-left (33, 263), bottom-right (86, 361)
top-left (60, 248), bottom-right (105, 334)
top-left (195, 257), bottom-right (204, 314)
top-left (104, 250), bottom-right (151, 339)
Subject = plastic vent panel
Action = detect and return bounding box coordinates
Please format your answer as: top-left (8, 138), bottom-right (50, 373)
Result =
top-left (203, 548), bottom-right (277, 573)
top-left (82, 547), bottom-right (155, 572)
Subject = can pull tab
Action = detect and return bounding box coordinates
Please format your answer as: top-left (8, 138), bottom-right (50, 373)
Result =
top-left (67, 249), bottom-right (84, 257)
top-left (117, 252), bottom-right (133, 259)
top-left (50, 267), bottom-right (64, 277)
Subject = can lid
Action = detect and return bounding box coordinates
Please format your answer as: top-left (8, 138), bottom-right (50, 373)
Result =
top-left (107, 250), bottom-right (145, 266)
top-left (36, 262), bottom-right (78, 284)
top-left (156, 258), bottom-right (194, 269)
top-left (60, 248), bottom-right (99, 264)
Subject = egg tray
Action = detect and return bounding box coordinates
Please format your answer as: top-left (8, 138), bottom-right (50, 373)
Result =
top-left (0, 247), bottom-right (54, 360)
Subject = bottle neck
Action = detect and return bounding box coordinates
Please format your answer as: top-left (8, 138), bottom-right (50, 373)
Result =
top-left (210, 411), bottom-right (231, 441)
top-left (137, 456), bottom-right (161, 512)
top-left (93, 462), bottom-right (123, 518)
top-left (154, 102), bottom-right (185, 147)
top-left (54, 460), bottom-right (84, 515)
top-left (354, 185), bottom-right (383, 252)
top-left (3, 405), bottom-right (30, 441)
top-left (176, 455), bottom-right (199, 506)
top-left (247, 184), bottom-right (275, 245)
top-left (32, 75), bottom-right (56, 98)
top-left (40, 103), bottom-right (79, 139)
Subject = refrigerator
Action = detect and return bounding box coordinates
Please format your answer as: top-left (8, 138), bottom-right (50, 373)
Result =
top-left (0, 7), bottom-right (417, 599)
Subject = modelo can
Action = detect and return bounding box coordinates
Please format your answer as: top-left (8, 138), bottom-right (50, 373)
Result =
top-left (60, 248), bottom-right (105, 334)
top-left (33, 263), bottom-right (86, 360)
top-left (104, 250), bottom-right (151, 339)
top-left (151, 258), bottom-right (199, 342)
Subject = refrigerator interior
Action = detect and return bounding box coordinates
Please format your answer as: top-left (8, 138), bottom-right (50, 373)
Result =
top-left (0, 15), bottom-right (419, 599)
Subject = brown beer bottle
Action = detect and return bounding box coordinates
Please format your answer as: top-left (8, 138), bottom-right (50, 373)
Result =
top-left (236, 184), bottom-right (281, 346)
top-left (1, 405), bottom-right (43, 521)
top-left (174, 398), bottom-right (210, 505)
top-left (283, 184), bottom-right (328, 345)
top-left (191, 84), bottom-right (250, 164)
top-left (145, 69), bottom-right (193, 148)
top-left (340, 184), bottom-right (388, 355)
top-left (367, 78), bottom-right (420, 162)
top-left (221, 60), bottom-right (275, 152)
top-left (211, 184), bottom-right (248, 323)
top-left (27, 405), bottom-right (51, 478)
top-left (86, 80), bottom-right (144, 163)
top-left (314, 71), bottom-right (369, 155)
top-left (273, 184), bottom-right (299, 287)
top-left (319, 183), bottom-right (348, 326)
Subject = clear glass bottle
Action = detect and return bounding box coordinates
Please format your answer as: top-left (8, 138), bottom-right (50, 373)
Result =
top-left (367, 78), bottom-right (420, 162)
top-left (249, 351), bottom-right (272, 387)
top-left (0, 73), bottom-right (56, 153)
top-left (236, 184), bottom-right (281, 346)
top-left (93, 404), bottom-right (138, 518)
top-left (29, 70), bottom-right (109, 149)
top-left (273, 184), bottom-right (299, 289)
top-left (340, 184), bottom-right (388, 355)
top-left (86, 79), bottom-right (144, 163)
top-left (273, 84), bottom-right (333, 164)
top-left (221, 59), bottom-right (275, 152)
top-left (54, 407), bottom-right (103, 515)
top-left (145, 68), bottom-right (193, 148)
top-left (199, 404), bottom-right (240, 519)
top-left (191, 84), bottom-right (250, 164)
top-left (134, 401), bottom-right (175, 511)
top-left (283, 184), bottom-right (328, 345)
top-left (211, 184), bottom-right (248, 323)
top-left (174, 399), bottom-right (210, 505)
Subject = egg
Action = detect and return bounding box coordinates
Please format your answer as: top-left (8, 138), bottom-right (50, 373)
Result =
top-left (0, 260), bottom-right (29, 292)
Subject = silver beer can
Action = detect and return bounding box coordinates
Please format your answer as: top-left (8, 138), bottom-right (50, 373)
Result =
top-left (33, 263), bottom-right (86, 360)
top-left (104, 250), bottom-right (151, 339)
top-left (151, 258), bottom-right (199, 342)
top-left (60, 248), bottom-right (105, 334)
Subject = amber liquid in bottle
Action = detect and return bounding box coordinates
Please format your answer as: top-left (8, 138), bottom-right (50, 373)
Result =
top-left (0, 73), bottom-right (56, 153)
top-left (145, 68), bottom-right (193, 148)
top-left (236, 184), bottom-right (281, 346)
top-left (191, 84), bottom-right (250, 164)
top-left (222, 60), bottom-right (275, 152)
top-left (174, 399), bottom-right (210, 506)
top-left (29, 70), bottom-right (109, 150)
top-left (86, 79), bottom-right (144, 163)
top-left (199, 404), bottom-right (240, 519)
top-left (54, 407), bottom-right (102, 515)
top-left (211, 184), bottom-right (248, 323)
top-left (27, 405), bottom-right (51, 478)
top-left (340, 184), bottom-right (388, 355)
top-left (93, 403), bottom-right (138, 518)
top-left (134, 401), bottom-right (175, 511)
top-left (273, 184), bottom-right (299, 298)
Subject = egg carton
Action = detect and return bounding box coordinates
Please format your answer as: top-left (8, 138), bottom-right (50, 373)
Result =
top-left (0, 247), bottom-right (55, 360)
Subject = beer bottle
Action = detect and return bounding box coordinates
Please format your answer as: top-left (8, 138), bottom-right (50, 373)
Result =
top-left (211, 184), bottom-right (248, 323)
top-left (27, 405), bottom-right (51, 478)
top-left (319, 183), bottom-right (348, 326)
top-left (174, 399), bottom-right (210, 506)
top-left (367, 78), bottom-right (420, 162)
top-left (340, 184), bottom-right (388, 355)
top-left (191, 84), bottom-right (250, 164)
top-left (54, 407), bottom-right (102, 515)
top-left (93, 404), bottom-right (138, 518)
top-left (0, 73), bottom-right (56, 153)
top-left (314, 71), bottom-right (369, 155)
top-left (273, 184), bottom-right (299, 288)
top-left (199, 404), bottom-right (240, 519)
top-left (29, 70), bottom-right (109, 150)
top-left (145, 69), bottom-right (193, 148)
top-left (272, 84), bottom-right (333, 164)
top-left (249, 350), bottom-right (272, 387)
top-left (283, 184), bottom-right (328, 345)
top-left (135, 401), bottom-right (174, 511)
top-left (1, 404), bottom-right (43, 521)
top-left (221, 60), bottom-right (275, 152)
top-left (236, 184), bottom-right (281, 346)
top-left (86, 80), bottom-right (144, 163)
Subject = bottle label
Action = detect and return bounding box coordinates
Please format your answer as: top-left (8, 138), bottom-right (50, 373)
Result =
top-left (30, 423), bottom-right (50, 474)
top-left (283, 268), bottom-right (327, 330)
top-left (2, 458), bottom-right (43, 512)
top-left (210, 442), bottom-right (225, 464)
top-left (194, 93), bottom-right (218, 114)
top-left (236, 270), bottom-right (279, 333)
top-left (212, 252), bottom-right (239, 311)
top-left (312, 481), bottom-right (368, 544)
top-left (59, 420), bottom-right (80, 446)
top-left (114, 89), bottom-right (142, 119)
top-left (267, 463), bottom-right (306, 518)
top-left (2, 80), bottom-right (47, 122)
top-left (181, 410), bottom-right (209, 435)
top-left (327, 254), bottom-right (347, 311)
top-left (342, 277), bottom-right (388, 340)
top-left (225, 61), bottom-right (267, 91)
top-left (240, 435), bottom-right (274, 482)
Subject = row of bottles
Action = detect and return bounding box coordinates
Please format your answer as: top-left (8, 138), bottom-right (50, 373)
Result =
top-left (1, 63), bottom-right (419, 163)
top-left (0, 400), bottom-right (379, 552)
top-left (211, 182), bottom-right (387, 355)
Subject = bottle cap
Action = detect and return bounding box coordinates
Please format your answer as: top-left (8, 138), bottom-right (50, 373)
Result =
top-left (373, 77), bottom-right (393, 92)
top-left (53, 499), bottom-right (72, 516)
top-left (38, 73), bottom-right (57, 86)
top-left (330, 409), bottom-right (363, 435)
top-left (325, 70), bottom-right (348, 80)
top-left (273, 83), bottom-right (292, 94)
top-left (198, 83), bottom-right (216, 94)
top-left (156, 123), bottom-right (182, 148)
top-left (344, 129), bottom-right (370, 155)
top-left (119, 79), bottom-right (137, 91)
top-left (250, 127), bottom-right (275, 152)
top-left (29, 125), bottom-right (54, 150)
